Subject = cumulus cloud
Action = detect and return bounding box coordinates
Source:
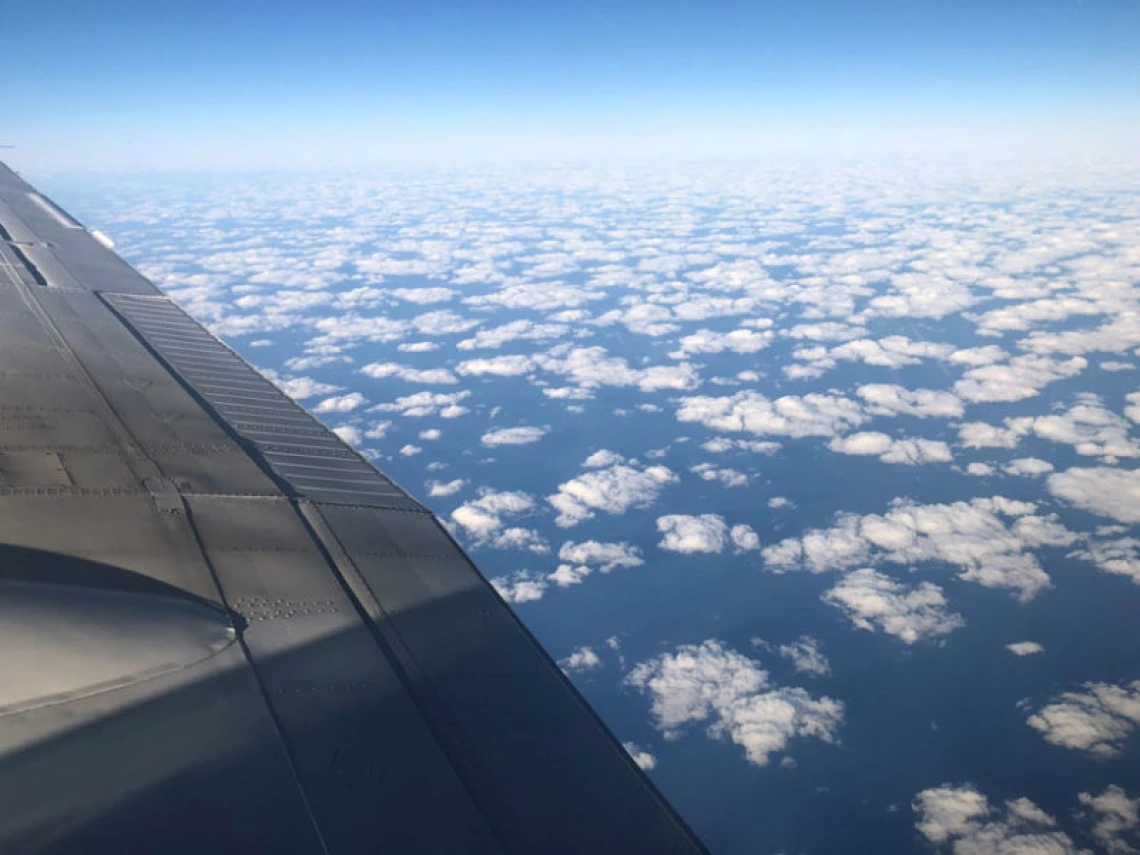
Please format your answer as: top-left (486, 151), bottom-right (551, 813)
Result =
top-left (535, 345), bottom-right (699, 393)
top-left (455, 354), bottom-right (537, 377)
top-left (676, 390), bottom-right (865, 438)
top-left (690, 462), bottom-right (750, 487)
top-left (777, 636), bottom-right (831, 677)
top-left (314, 392), bottom-right (366, 413)
top-left (856, 384), bottom-right (964, 419)
top-left (271, 375), bottom-right (343, 400)
top-left (371, 390), bottom-right (471, 418)
top-left (1048, 468), bottom-right (1140, 523)
top-left (1070, 537), bottom-right (1140, 585)
top-left (449, 490), bottom-right (547, 552)
top-left (560, 646), bottom-right (602, 672)
top-left (481, 426), bottom-right (548, 447)
top-left (1003, 458), bottom-right (1055, 477)
top-left (822, 568), bottom-right (964, 644)
top-left (489, 569), bottom-right (548, 604)
top-left (1025, 680), bottom-right (1140, 757)
top-left (731, 524), bottom-right (761, 552)
top-left (657, 514), bottom-right (730, 553)
top-left (1032, 401), bottom-right (1140, 459)
top-left (957, 418), bottom-right (1034, 450)
top-left (912, 784), bottom-right (1081, 853)
top-left (622, 742), bottom-right (658, 771)
top-left (625, 640), bottom-right (843, 767)
top-left (549, 540), bottom-right (644, 588)
top-left (1007, 641), bottom-right (1045, 656)
top-left (763, 496), bottom-right (1073, 601)
top-left (427, 478), bottom-right (466, 497)
top-left (1079, 785), bottom-right (1140, 855)
top-left (360, 362), bottom-right (459, 384)
top-left (954, 354), bottom-right (1088, 403)
top-left (828, 432), bottom-right (952, 465)
top-left (548, 460), bottom-right (678, 527)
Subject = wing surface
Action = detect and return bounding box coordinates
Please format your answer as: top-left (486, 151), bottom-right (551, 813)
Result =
top-left (0, 162), bottom-right (707, 854)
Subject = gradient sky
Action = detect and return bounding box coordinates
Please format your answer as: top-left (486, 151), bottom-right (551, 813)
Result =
top-left (3, 0), bottom-right (1138, 171)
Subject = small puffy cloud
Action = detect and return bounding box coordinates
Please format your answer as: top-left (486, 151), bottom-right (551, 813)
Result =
top-left (829, 432), bottom-right (952, 465)
top-left (481, 426), bottom-right (548, 447)
top-left (332, 425), bottom-right (363, 446)
top-left (625, 640), bottom-right (843, 767)
top-left (535, 345), bottom-right (699, 393)
top-left (856, 384), bottom-right (964, 419)
top-left (272, 375), bottom-right (343, 400)
top-left (427, 478), bottom-right (466, 497)
top-left (954, 354), bottom-right (1088, 403)
top-left (1070, 537), bottom-right (1140, 585)
top-left (1048, 468), bottom-right (1140, 523)
top-left (912, 784), bottom-right (1081, 853)
top-left (731, 524), bottom-right (761, 552)
top-left (822, 568), bottom-right (964, 644)
top-left (450, 490), bottom-right (547, 552)
top-left (560, 646), bottom-right (602, 672)
top-left (1007, 641), bottom-right (1045, 656)
top-left (1003, 458), bottom-right (1055, 477)
top-left (958, 418), bottom-right (1034, 450)
top-left (622, 742), bottom-right (658, 771)
top-left (966, 462), bottom-right (995, 476)
top-left (676, 390), bottom-right (865, 438)
top-left (314, 392), bottom-right (366, 413)
top-left (584, 449), bottom-right (625, 468)
top-left (371, 390), bottom-right (471, 418)
top-left (399, 444), bottom-right (422, 456)
top-left (548, 461), bottom-right (678, 527)
top-left (490, 569), bottom-right (547, 604)
top-left (389, 286), bottom-right (456, 304)
top-left (1079, 785), bottom-right (1140, 855)
top-left (764, 496), bottom-right (1074, 601)
top-left (657, 514), bottom-right (730, 554)
top-left (360, 362), bottom-right (459, 384)
top-left (549, 540), bottom-right (644, 588)
top-left (690, 462), bottom-right (750, 487)
top-left (1025, 680), bottom-right (1140, 757)
top-left (672, 327), bottom-right (773, 357)
top-left (455, 354), bottom-right (537, 377)
top-left (1032, 402), bottom-right (1140, 459)
top-left (778, 636), bottom-right (831, 677)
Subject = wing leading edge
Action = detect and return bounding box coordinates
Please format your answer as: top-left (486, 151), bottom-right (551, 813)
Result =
top-left (0, 162), bottom-right (707, 854)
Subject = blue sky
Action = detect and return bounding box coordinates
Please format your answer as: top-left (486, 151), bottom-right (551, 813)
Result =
top-left (5, 0), bottom-right (1139, 169)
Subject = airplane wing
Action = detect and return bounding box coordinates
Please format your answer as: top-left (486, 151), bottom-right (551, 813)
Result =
top-left (0, 161), bottom-right (707, 854)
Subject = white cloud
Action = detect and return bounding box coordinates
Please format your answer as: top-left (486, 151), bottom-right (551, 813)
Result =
top-left (1070, 537), bottom-right (1140, 585)
top-left (427, 478), bottom-right (466, 497)
top-left (399, 444), bottom-right (422, 456)
top-left (271, 375), bottom-right (343, 400)
top-left (584, 449), bottom-right (625, 468)
top-left (490, 569), bottom-right (548, 604)
top-left (332, 425), bottom-right (363, 446)
top-left (958, 418), bottom-right (1034, 450)
top-left (622, 742), bottom-right (658, 771)
top-left (455, 354), bottom-right (537, 377)
top-left (856, 384), bottom-right (964, 419)
top-left (657, 514), bottom-right (730, 554)
top-left (1079, 785), bottom-right (1140, 855)
top-left (449, 490), bottom-right (547, 552)
top-left (966, 462), bottom-right (995, 476)
top-left (676, 390), bottom-right (865, 438)
top-left (763, 496), bottom-right (1075, 601)
top-left (912, 784), bottom-right (1081, 853)
top-left (535, 345), bottom-right (699, 393)
top-left (1026, 680), bottom-right (1140, 757)
top-left (360, 362), bottom-right (459, 384)
top-left (690, 462), bottom-right (750, 487)
top-left (1003, 458), bottom-right (1055, 477)
top-left (778, 636), bottom-right (831, 677)
top-left (314, 392), bottom-right (366, 413)
top-left (828, 432), bottom-right (952, 465)
top-left (822, 568), bottom-right (964, 644)
top-left (1126, 392), bottom-right (1140, 425)
top-left (1032, 401), bottom-right (1140, 459)
top-left (548, 461), bottom-right (678, 527)
top-left (954, 354), bottom-right (1088, 403)
top-left (549, 539), bottom-right (644, 588)
top-left (730, 524), bottom-right (761, 552)
top-left (481, 426), bottom-right (548, 447)
top-left (1007, 641), bottom-right (1045, 656)
top-left (371, 390), bottom-right (471, 418)
top-left (625, 640), bottom-right (843, 767)
top-left (671, 327), bottom-right (773, 357)
top-left (1048, 467), bottom-right (1140, 523)
top-left (560, 646), bottom-right (602, 672)
top-left (389, 286), bottom-right (456, 304)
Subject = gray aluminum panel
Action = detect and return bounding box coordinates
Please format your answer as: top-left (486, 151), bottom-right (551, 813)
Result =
top-left (103, 291), bottom-right (424, 510)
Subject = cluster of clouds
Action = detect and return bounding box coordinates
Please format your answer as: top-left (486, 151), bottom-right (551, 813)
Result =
top-left (81, 164), bottom-right (1140, 810)
top-left (625, 640), bottom-right (844, 767)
